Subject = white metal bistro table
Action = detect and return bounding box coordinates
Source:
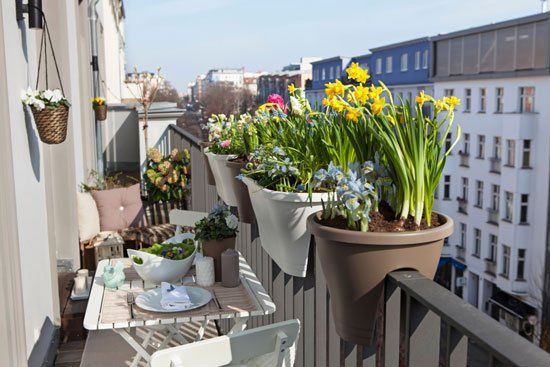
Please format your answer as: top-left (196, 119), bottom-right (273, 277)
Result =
top-left (84, 254), bottom-right (276, 366)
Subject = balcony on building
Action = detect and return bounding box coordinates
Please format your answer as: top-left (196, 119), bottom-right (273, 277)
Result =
top-left (485, 258), bottom-right (497, 276)
top-left (455, 244), bottom-right (466, 261)
top-left (487, 207), bottom-right (500, 225)
top-left (458, 150), bottom-right (470, 167)
top-left (457, 196), bottom-right (468, 214)
top-left (489, 157), bottom-right (502, 174)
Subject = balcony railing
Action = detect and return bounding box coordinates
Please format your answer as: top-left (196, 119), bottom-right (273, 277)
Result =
top-left (458, 151), bottom-right (470, 167)
top-left (456, 245), bottom-right (466, 261)
top-left (487, 207), bottom-right (500, 225)
top-left (164, 123), bottom-right (550, 366)
top-left (485, 259), bottom-right (497, 276)
top-left (489, 157), bottom-right (501, 174)
top-left (457, 197), bottom-right (468, 214)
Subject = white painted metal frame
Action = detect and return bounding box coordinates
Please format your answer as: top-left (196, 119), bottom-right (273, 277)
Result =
top-left (168, 209), bottom-right (208, 228)
top-left (84, 254), bottom-right (275, 365)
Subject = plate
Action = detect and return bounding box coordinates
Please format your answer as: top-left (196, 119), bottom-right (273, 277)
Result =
top-left (135, 286), bottom-right (212, 313)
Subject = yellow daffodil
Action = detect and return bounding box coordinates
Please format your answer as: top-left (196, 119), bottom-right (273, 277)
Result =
top-left (345, 107), bottom-right (361, 122)
top-left (322, 97), bottom-right (331, 107)
top-left (330, 98), bottom-right (347, 112)
top-left (443, 96), bottom-right (461, 109)
top-left (368, 85), bottom-right (383, 100)
top-left (345, 62), bottom-right (370, 84)
top-left (415, 91), bottom-right (432, 106)
top-left (387, 115), bottom-right (396, 125)
top-left (287, 83), bottom-right (296, 94)
top-left (371, 97), bottom-right (385, 115)
top-left (353, 85), bottom-right (369, 105)
top-left (434, 99), bottom-right (449, 113)
top-left (325, 79), bottom-right (345, 97)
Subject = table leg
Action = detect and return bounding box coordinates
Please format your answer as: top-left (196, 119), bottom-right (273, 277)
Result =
top-left (166, 324), bottom-right (189, 345)
top-left (228, 316), bottom-right (248, 335)
top-left (113, 328), bottom-right (151, 366)
top-left (194, 319), bottom-right (209, 342)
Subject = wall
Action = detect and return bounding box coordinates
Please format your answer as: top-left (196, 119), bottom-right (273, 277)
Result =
top-left (139, 113), bottom-right (184, 172)
top-left (370, 41), bottom-right (430, 86)
top-left (311, 57), bottom-right (349, 90)
top-left (103, 105), bottom-right (139, 172)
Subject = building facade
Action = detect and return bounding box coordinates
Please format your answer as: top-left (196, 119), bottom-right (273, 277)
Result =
top-left (205, 68), bottom-right (244, 88)
top-left (432, 13), bottom-right (550, 344)
top-left (306, 56), bottom-right (350, 109)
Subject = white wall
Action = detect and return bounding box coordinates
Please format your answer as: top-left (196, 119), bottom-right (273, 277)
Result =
top-left (139, 114), bottom-right (182, 172)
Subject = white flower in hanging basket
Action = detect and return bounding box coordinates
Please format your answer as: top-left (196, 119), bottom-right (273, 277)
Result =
top-left (21, 88), bottom-right (70, 111)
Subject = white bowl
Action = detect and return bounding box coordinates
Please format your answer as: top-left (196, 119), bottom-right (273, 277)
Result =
top-left (128, 233), bottom-right (196, 284)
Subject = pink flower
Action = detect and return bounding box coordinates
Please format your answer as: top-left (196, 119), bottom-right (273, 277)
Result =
top-left (219, 139), bottom-right (231, 148)
top-left (267, 94), bottom-right (285, 109)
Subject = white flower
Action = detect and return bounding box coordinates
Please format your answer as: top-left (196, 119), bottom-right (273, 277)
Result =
top-left (290, 96), bottom-right (302, 116)
top-left (42, 89), bottom-right (54, 101)
top-left (225, 214), bottom-right (238, 230)
top-left (32, 98), bottom-right (45, 110)
top-left (50, 89), bottom-right (64, 103)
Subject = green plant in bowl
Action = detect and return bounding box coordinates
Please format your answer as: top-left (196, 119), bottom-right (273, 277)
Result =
top-left (131, 239), bottom-right (195, 264)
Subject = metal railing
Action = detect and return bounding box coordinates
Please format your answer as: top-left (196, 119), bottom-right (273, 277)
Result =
top-left (167, 124), bottom-right (550, 367)
top-left (457, 198), bottom-right (468, 214)
top-left (459, 151), bottom-right (470, 167)
top-left (485, 259), bottom-right (497, 276)
top-left (487, 208), bottom-right (500, 225)
top-left (489, 157), bottom-right (501, 174)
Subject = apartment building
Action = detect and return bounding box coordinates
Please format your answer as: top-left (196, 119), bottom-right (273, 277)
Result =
top-left (432, 12), bottom-right (550, 344)
top-left (306, 56), bottom-right (350, 109)
top-left (205, 67), bottom-right (245, 88)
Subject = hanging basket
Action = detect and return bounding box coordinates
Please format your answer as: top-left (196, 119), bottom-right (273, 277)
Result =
top-left (30, 104), bottom-right (69, 144)
top-left (94, 104), bottom-right (107, 121)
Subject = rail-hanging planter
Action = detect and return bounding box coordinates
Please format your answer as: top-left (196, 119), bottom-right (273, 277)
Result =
top-left (307, 211), bottom-right (453, 345)
top-left (243, 177), bottom-right (328, 277)
top-left (30, 104), bottom-right (69, 144)
top-left (225, 159), bottom-right (254, 223)
top-left (205, 151), bottom-right (239, 206)
top-left (199, 142), bottom-right (216, 186)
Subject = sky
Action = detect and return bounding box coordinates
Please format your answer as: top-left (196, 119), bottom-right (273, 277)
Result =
top-left (124, 0), bottom-right (542, 92)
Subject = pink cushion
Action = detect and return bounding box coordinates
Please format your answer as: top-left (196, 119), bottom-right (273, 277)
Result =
top-left (91, 184), bottom-right (147, 231)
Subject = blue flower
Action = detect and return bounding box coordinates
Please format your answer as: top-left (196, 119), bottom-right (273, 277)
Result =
top-left (236, 173), bottom-right (245, 181)
top-left (296, 184), bottom-right (305, 191)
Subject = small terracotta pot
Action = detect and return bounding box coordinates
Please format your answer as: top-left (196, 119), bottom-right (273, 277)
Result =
top-left (199, 142), bottom-right (216, 186)
top-left (225, 159), bottom-right (255, 223)
top-left (307, 211), bottom-right (453, 345)
top-left (94, 104), bottom-right (107, 121)
top-left (201, 236), bottom-right (236, 282)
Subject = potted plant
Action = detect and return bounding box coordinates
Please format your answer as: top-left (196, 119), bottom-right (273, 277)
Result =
top-left (194, 204), bottom-right (239, 281)
top-left (306, 63), bottom-right (460, 345)
top-left (92, 96), bottom-right (107, 121)
top-left (143, 147), bottom-right (191, 218)
top-left (203, 113), bottom-right (259, 223)
top-left (21, 88), bottom-right (70, 144)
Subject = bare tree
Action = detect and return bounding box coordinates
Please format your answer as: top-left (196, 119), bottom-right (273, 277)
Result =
top-left (201, 83), bottom-right (257, 117)
top-left (155, 81), bottom-right (181, 104)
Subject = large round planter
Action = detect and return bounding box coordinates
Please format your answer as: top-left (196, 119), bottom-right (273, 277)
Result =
top-left (199, 142), bottom-right (216, 186)
top-left (307, 211), bottom-right (453, 345)
top-left (225, 159), bottom-right (255, 223)
top-left (243, 177), bottom-right (328, 278)
top-left (205, 151), bottom-right (239, 206)
top-left (202, 236), bottom-right (236, 282)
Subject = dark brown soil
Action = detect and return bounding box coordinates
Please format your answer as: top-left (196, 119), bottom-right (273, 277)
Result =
top-left (228, 156), bottom-right (249, 164)
top-left (318, 201), bottom-right (441, 232)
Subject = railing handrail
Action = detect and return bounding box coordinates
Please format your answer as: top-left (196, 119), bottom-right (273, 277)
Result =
top-left (389, 271), bottom-right (550, 366)
top-left (168, 124), bottom-right (203, 148)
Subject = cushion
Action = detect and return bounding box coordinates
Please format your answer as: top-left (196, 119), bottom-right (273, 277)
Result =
top-left (91, 184), bottom-right (147, 231)
top-left (77, 192), bottom-right (101, 241)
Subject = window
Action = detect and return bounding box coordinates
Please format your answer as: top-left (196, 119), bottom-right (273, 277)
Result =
top-left (522, 140), bottom-right (531, 168)
top-left (445, 133), bottom-right (453, 153)
top-left (422, 49), bottom-right (428, 69)
top-left (314, 68), bottom-right (319, 81)
top-left (335, 65), bottom-right (341, 79)
top-left (501, 245), bottom-right (510, 278)
top-left (479, 88), bottom-right (486, 112)
top-left (496, 87), bottom-right (504, 113)
top-left (415, 51), bottom-right (421, 70)
top-left (493, 137), bottom-right (501, 160)
top-left (444, 88), bottom-right (454, 97)
top-left (504, 191), bottom-right (513, 221)
top-left (488, 234), bottom-right (498, 261)
top-left (477, 135), bottom-right (485, 159)
top-left (461, 177), bottom-right (469, 201)
top-left (386, 56), bottom-right (393, 73)
top-left (321, 68), bottom-right (326, 80)
top-left (443, 175), bottom-right (451, 199)
top-left (491, 184), bottom-right (500, 211)
top-left (517, 249), bottom-right (526, 280)
top-left (506, 139), bottom-right (515, 166)
top-left (463, 133), bottom-right (470, 155)
top-left (475, 180), bottom-right (484, 208)
top-left (520, 194), bottom-right (529, 224)
top-left (519, 87), bottom-right (535, 113)
top-left (376, 58), bottom-right (382, 74)
top-left (329, 66), bottom-right (334, 80)
top-left (400, 53), bottom-right (408, 71)
top-left (473, 228), bottom-right (481, 257)
top-left (464, 88), bottom-right (471, 112)
top-left (460, 223), bottom-right (467, 248)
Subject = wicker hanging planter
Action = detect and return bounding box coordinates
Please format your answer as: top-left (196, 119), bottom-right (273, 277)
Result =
top-left (30, 104), bottom-right (69, 144)
top-left (94, 104), bottom-right (107, 121)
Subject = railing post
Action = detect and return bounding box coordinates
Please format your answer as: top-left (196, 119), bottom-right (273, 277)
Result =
top-left (445, 324), bottom-right (468, 367)
top-left (407, 297), bottom-right (441, 367)
top-left (384, 279), bottom-right (400, 367)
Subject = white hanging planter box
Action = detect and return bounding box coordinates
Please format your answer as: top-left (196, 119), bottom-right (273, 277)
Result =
top-left (243, 177), bottom-right (328, 277)
top-left (205, 151), bottom-right (238, 206)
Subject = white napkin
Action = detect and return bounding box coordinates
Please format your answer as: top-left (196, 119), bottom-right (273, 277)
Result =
top-left (160, 282), bottom-right (192, 311)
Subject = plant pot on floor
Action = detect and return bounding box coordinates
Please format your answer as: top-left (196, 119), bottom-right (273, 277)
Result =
top-left (225, 159), bottom-right (255, 223)
top-left (199, 142), bottom-right (216, 186)
top-left (307, 211), bottom-right (453, 345)
top-left (94, 104), bottom-right (107, 121)
top-left (202, 236), bottom-right (236, 282)
top-left (205, 151), bottom-right (239, 206)
top-left (30, 104), bottom-right (69, 144)
top-left (243, 177), bottom-right (328, 278)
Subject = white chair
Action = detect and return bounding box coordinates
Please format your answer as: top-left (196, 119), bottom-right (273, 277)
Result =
top-left (169, 209), bottom-right (209, 228)
top-left (150, 319), bottom-right (300, 367)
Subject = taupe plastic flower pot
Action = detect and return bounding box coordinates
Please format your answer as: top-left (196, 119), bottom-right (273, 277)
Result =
top-left (307, 211), bottom-right (453, 345)
top-left (199, 142), bottom-right (216, 186)
top-left (225, 159), bottom-right (255, 223)
top-left (202, 236), bottom-right (236, 282)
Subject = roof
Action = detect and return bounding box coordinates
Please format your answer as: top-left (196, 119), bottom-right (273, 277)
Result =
top-left (432, 12), bottom-right (550, 41)
top-left (136, 102), bottom-right (184, 116)
top-left (370, 37), bottom-right (430, 52)
top-left (310, 56), bottom-right (351, 65)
